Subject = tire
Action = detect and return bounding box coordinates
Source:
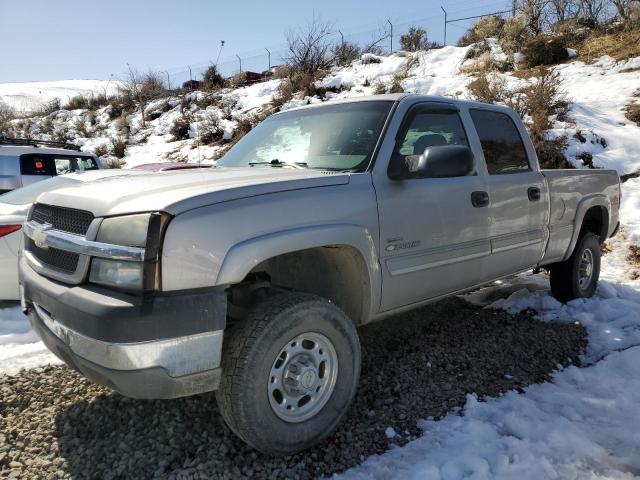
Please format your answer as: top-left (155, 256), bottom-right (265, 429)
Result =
top-left (216, 292), bottom-right (361, 456)
top-left (550, 232), bottom-right (601, 303)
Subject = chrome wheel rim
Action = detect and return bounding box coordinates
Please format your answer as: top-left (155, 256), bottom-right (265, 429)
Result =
top-left (578, 248), bottom-right (594, 290)
top-left (268, 332), bottom-right (338, 423)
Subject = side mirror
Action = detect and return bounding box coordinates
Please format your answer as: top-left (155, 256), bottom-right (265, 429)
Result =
top-left (405, 145), bottom-right (474, 179)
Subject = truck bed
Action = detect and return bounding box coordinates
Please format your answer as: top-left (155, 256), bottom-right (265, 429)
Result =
top-left (540, 169), bottom-right (620, 264)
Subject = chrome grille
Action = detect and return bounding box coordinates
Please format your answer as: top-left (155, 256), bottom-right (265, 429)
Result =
top-left (26, 238), bottom-right (80, 273)
top-left (31, 204), bottom-right (94, 236)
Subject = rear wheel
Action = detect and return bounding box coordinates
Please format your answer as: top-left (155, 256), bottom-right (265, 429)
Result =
top-left (216, 292), bottom-right (361, 456)
top-left (550, 232), bottom-right (600, 302)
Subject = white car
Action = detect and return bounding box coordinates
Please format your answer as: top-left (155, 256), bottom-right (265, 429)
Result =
top-left (0, 170), bottom-right (146, 300)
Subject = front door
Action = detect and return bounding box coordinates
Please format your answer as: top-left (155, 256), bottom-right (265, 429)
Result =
top-left (373, 103), bottom-right (491, 311)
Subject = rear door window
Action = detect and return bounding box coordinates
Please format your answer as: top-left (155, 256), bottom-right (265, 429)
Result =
top-left (469, 109), bottom-right (530, 174)
top-left (20, 154), bottom-right (98, 176)
top-left (20, 155), bottom-right (56, 176)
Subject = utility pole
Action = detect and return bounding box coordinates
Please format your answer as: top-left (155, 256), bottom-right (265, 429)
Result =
top-left (511, 0), bottom-right (517, 17)
top-left (236, 54), bottom-right (242, 73)
top-left (441, 6), bottom-right (448, 46)
top-left (188, 65), bottom-right (193, 82)
top-left (265, 48), bottom-right (271, 71)
top-left (163, 70), bottom-right (171, 91)
top-left (387, 19), bottom-right (393, 53)
top-left (339, 30), bottom-right (345, 45)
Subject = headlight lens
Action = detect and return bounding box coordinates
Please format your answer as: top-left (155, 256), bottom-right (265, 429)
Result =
top-left (89, 258), bottom-right (144, 289)
top-left (90, 212), bottom-right (171, 292)
top-left (96, 214), bottom-right (151, 247)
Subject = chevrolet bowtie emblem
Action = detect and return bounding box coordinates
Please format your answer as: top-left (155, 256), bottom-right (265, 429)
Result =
top-left (32, 223), bottom-right (53, 250)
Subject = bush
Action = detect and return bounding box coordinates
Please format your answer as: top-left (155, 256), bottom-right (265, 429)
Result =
top-left (92, 143), bottom-right (109, 158)
top-left (38, 98), bottom-right (61, 116)
top-left (65, 95), bottom-right (89, 110)
top-left (534, 135), bottom-right (573, 169)
top-left (271, 80), bottom-right (296, 110)
top-left (400, 26), bottom-right (430, 52)
top-left (114, 114), bottom-right (130, 134)
top-left (140, 71), bottom-right (167, 99)
top-left (520, 69), bottom-right (568, 137)
top-left (0, 101), bottom-right (15, 133)
top-left (285, 17), bottom-right (333, 74)
top-left (466, 74), bottom-right (509, 104)
top-left (499, 17), bottom-right (531, 55)
top-left (332, 41), bottom-right (361, 67)
top-left (361, 53), bottom-right (382, 64)
top-left (521, 36), bottom-right (569, 67)
top-left (464, 40), bottom-right (492, 60)
top-left (625, 104), bottom-right (640, 126)
top-left (229, 72), bottom-right (247, 88)
top-left (110, 137), bottom-right (127, 158)
top-left (202, 65), bottom-right (226, 91)
top-left (458, 16), bottom-right (505, 46)
top-left (197, 111), bottom-right (224, 145)
top-left (170, 113), bottom-right (192, 141)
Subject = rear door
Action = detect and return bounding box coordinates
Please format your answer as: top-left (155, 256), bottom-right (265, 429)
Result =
top-left (373, 101), bottom-right (491, 311)
top-left (468, 108), bottom-right (547, 280)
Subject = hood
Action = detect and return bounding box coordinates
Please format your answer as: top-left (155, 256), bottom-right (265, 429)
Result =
top-left (37, 167), bottom-right (351, 217)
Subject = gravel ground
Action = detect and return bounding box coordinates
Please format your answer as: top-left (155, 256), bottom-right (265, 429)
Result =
top-left (0, 297), bottom-right (587, 479)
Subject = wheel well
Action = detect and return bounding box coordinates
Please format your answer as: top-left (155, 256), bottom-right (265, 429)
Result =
top-left (580, 206), bottom-right (608, 243)
top-left (230, 245), bottom-right (372, 325)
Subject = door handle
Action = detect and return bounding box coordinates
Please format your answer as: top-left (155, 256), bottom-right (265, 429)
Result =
top-left (471, 191), bottom-right (489, 208)
top-left (528, 187), bottom-right (541, 201)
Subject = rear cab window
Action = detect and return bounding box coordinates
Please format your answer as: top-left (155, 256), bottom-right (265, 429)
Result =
top-left (20, 154), bottom-right (99, 176)
top-left (469, 109), bottom-right (530, 174)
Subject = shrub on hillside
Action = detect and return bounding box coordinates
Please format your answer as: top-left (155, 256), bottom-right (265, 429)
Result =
top-left (332, 41), bottom-right (361, 67)
top-left (400, 26), bottom-right (431, 51)
top-left (92, 143), bottom-right (109, 158)
top-left (38, 98), bottom-right (61, 116)
top-left (285, 17), bottom-right (333, 74)
top-left (110, 136), bottom-right (127, 158)
top-left (197, 111), bottom-right (224, 145)
top-left (65, 95), bottom-right (89, 110)
top-left (498, 17), bottom-right (532, 55)
top-left (202, 65), bottom-right (226, 91)
top-left (0, 101), bottom-right (15, 133)
top-left (521, 36), bottom-right (569, 67)
top-left (625, 103), bottom-right (640, 126)
top-left (229, 72), bottom-right (247, 88)
top-left (521, 69), bottom-right (569, 137)
top-left (170, 113), bottom-right (192, 141)
top-left (464, 40), bottom-right (492, 60)
top-left (458, 16), bottom-right (505, 46)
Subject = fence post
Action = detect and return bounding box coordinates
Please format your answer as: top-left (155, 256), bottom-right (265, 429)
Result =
top-left (441, 6), bottom-right (447, 46)
top-left (387, 19), bottom-right (393, 53)
top-left (265, 48), bottom-right (271, 71)
top-left (236, 55), bottom-right (242, 73)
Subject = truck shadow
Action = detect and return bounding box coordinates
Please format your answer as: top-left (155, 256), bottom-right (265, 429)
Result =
top-left (53, 296), bottom-right (586, 479)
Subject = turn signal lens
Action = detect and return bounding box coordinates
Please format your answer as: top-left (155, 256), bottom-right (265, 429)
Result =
top-left (0, 225), bottom-right (21, 238)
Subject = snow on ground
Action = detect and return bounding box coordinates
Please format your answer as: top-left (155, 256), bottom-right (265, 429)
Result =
top-left (0, 303), bottom-right (61, 376)
top-left (0, 79), bottom-right (122, 113)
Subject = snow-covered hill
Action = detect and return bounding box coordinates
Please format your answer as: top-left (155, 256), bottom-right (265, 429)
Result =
top-left (0, 79), bottom-right (121, 113)
top-left (2, 43), bottom-right (640, 479)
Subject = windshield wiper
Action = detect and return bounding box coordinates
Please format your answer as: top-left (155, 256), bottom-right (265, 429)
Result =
top-left (248, 159), bottom-right (307, 169)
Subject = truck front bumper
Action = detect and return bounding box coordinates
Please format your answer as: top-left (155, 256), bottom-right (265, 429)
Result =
top-left (20, 257), bottom-right (226, 399)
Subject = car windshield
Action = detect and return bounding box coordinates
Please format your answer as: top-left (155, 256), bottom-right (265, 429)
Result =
top-left (217, 101), bottom-right (394, 171)
top-left (0, 176), bottom-right (79, 205)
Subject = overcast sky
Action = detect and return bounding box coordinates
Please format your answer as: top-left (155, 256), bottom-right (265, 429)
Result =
top-left (0, 0), bottom-right (512, 83)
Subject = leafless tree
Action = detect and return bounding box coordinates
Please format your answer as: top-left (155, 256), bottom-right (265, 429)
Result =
top-left (332, 40), bottom-right (361, 67)
top-left (362, 23), bottom-right (391, 54)
top-left (121, 66), bottom-right (166, 128)
top-left (518, 0), bottom-right (551, 34)
top-left (284, 16), bottom-right (334, 74)
top-left (549, 0), bottom-right (579, 22)
top-left (577, 0), bottom-right (609, 24)
top-left (611, 0), bottom-right (640, 22)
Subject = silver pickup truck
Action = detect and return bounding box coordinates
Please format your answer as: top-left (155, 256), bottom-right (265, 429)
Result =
top-left (19, 94), bottom-right (620, 455)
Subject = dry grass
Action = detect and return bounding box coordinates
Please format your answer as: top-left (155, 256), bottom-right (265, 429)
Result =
top-left (572, 29), bottom-right (640, 62)
top-left (625, 104), bottom-right (640, 126)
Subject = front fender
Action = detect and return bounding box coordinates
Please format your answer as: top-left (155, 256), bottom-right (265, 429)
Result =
top-left (216, 224), bottom-right (380, 291)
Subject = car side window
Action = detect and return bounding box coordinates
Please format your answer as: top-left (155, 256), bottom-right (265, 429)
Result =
top-left (469, 109), bottom-right (530, 174)
top-left (20, 155), bottom-right (57, 176)
top-left (389, 106), bottom-right (473, 178)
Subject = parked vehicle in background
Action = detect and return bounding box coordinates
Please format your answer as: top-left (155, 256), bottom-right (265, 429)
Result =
top-left (0, 170), bottom-right (146, 300)
top-left (19, 94), bottom-right (620, 455)
top-left (0, 137), bottom-right (101, 194)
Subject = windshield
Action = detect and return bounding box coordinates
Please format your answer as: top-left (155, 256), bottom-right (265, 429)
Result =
top-left (0, 176), bottom-right (79, 205)
top-left (217, 101), bottom-right (394, 171)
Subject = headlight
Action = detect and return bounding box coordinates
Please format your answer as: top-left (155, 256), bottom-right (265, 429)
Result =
top-left (90, 212), bottom-right (171, 292)
top-left (96, 214), bottom-right (150, 247)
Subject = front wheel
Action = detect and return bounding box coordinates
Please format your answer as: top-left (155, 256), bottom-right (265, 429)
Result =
top-left (216, 292), bottom-right (361, 456)
top-left (550, 232), bottom-right (601, 302)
